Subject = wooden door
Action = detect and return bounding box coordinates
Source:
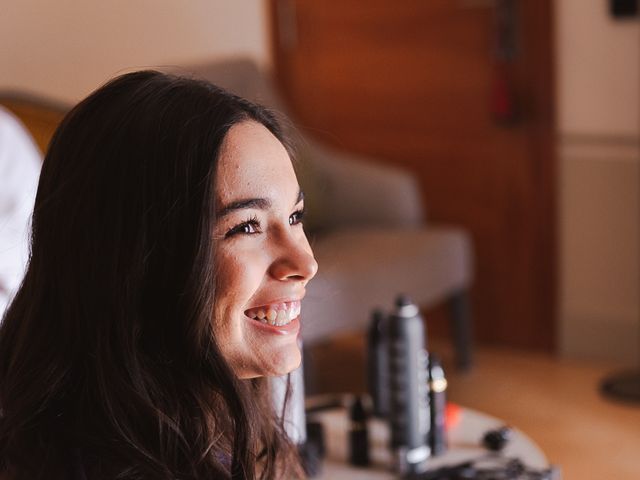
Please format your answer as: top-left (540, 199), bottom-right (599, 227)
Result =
top-left (269, 0), bottom-right (556, 350)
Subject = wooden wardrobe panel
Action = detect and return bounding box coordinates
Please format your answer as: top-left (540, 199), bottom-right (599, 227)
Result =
top-left (269, 0), bottom-right (556, 350)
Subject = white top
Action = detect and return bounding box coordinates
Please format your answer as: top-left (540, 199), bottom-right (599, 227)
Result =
top-left (0, 107), bottom-right (42, 318)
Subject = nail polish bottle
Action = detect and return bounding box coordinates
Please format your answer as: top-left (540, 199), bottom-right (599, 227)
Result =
top-left (348, 396), bottom-right (370, 467)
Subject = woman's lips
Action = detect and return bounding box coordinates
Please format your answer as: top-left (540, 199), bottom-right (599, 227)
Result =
top-left (248, 316), bottom-right (301, 335)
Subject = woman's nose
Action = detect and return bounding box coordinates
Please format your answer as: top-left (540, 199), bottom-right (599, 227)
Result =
top-left (270, 238), bottom-right (318, 283)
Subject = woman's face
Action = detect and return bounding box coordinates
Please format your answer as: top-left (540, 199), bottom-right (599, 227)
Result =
top-left (213, 121), bottom-right (318, 379)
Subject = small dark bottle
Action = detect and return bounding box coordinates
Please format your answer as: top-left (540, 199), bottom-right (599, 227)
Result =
top-left (428, 355), bottom-right (448, 456)
top-left (348, 396), bottom-right (370, 467)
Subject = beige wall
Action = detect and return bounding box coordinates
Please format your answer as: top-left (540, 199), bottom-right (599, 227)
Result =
top-left (556, 0), bottom-right (639, 362)
top-left (0, 0), bottom-right (269, 104)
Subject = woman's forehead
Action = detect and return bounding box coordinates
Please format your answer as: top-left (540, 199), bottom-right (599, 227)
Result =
top-left (215, 121), bottom-right (297, 203)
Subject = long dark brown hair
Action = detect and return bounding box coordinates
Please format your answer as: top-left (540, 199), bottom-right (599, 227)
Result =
top-left (0, 71), bottom-right (302, 479)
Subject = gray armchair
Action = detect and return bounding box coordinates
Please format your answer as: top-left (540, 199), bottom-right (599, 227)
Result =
top-left (181, 58), bottom-right (474, 370)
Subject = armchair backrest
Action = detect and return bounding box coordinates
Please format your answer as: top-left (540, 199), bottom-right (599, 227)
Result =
top-left (182, 58), bottom-right (425, 233)
top-left (179, 58), bottom-right (288, 116)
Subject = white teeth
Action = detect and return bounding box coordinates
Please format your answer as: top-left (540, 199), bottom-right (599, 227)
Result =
top-left (245, 301), bottom-right (301, 326)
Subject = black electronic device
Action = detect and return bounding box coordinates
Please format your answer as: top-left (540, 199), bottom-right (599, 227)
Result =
top-left (408, 456), bottom-right (561, 480)
top-left (482, 426), bottom-right (513, 452)
top-left (386, 295), bottom-right (431, 475)
top-left (368, 308), bottom-right (390, 417)
top-left (609, 0), bottom-right (638, 17)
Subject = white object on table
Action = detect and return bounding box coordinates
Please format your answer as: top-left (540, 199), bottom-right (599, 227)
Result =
top-left (309, 401), bottom-right (548, 480)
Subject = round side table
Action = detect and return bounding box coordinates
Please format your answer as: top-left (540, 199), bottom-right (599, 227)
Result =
top-left (308, 399), bottom-right (549, 480)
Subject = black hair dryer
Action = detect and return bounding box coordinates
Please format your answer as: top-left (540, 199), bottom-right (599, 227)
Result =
top-left (368, 295), bottom-right (431, 476)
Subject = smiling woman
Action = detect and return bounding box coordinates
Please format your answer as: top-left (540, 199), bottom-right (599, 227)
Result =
top-left (213, 121), bottom-right (317, 379)
top-left (0, 72), bottom-right (316, 479)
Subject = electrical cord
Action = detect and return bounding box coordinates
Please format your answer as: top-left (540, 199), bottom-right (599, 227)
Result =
top-left (408, 455), bottom-right (561, 480)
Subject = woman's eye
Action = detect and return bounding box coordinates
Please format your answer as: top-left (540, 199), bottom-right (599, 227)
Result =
top-left (225, 217), bottom-right (261, 238)
top-left (289, 208), bottom-right (305, 226)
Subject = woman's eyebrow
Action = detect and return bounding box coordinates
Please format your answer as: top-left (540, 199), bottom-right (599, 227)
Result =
top-left (216, 197), bottom-right (271, 218)
top-left (216, 189), bottom-right (304, 219)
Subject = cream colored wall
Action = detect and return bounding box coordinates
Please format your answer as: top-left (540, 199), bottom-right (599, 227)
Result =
top-left (557, 0), bottom-right (639, 137)
top-left (0, 0), bottom-right (269, 104)
top-left (556, 0), bottom-right (639, 362)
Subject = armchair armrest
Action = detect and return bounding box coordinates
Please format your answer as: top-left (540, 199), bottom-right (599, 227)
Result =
top-left (297, 139), bottom-right (425, 233)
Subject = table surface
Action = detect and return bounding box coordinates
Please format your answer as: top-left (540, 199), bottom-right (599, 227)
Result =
top-left (307, 397), bottom-right (548, 479)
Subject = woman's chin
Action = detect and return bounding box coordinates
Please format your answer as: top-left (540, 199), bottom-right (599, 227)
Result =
top-left (236, 347), bottom-right (302, 379)
top-left (265, 347), bottom-right (302, 377)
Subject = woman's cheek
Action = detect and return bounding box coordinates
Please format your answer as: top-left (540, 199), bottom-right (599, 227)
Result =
top-left (216, 245), bottom-right (268, 306)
